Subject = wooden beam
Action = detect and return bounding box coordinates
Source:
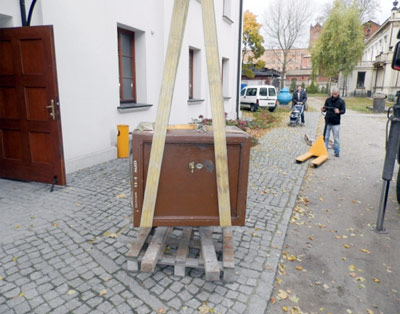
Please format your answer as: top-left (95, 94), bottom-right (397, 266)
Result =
top-left (126, 227), bottom-right (151, 272)
top-left (141, 227), bottom-right (173, 272)
top-left (199, 227), bottom-right (220, 281)
top-left (201, 0), bottom-right (232, 227)
top-left (140, 0), bottom-right (190, 228)
top-left (174, 227), bottom-right (192, 277)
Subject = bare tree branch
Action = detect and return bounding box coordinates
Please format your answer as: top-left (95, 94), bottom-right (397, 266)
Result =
top-left (262, 0), bottom-right (313, 88)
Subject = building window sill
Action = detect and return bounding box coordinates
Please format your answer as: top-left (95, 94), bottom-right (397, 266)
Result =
top-left (187, 99), bottom-right (204, 105)
top-left (223, 15), bottom-right (234, 25)
top-left (118, 102), bottom-right (153, 112)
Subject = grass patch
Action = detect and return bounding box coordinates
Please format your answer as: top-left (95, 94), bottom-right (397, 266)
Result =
top-left (343, 97), bottom-right (395, 113)
top-left (241, 107), bottom-right (289, 145)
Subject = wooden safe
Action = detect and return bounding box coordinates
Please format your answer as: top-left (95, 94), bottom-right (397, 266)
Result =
top-left (131, 126), bottom-right (251, 226)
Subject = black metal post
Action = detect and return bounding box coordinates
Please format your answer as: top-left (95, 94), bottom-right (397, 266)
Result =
top-left (373, 91), bottom-right (400, 233)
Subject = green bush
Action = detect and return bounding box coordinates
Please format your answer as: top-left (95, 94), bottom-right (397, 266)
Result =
top-left (307, 81), bottom-right (319, 94)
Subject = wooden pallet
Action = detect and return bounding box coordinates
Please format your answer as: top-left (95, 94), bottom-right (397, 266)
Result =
top-left (126, 226), bottom-right (235, 282)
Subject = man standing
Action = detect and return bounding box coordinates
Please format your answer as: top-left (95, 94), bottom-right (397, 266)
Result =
top-left (321, 88), bottom-right (346, 157)
top-left (292, 85), bottom-right (307, 124)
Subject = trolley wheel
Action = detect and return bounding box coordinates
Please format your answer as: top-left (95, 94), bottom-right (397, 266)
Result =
top-left (250, 103), bottom-right (258, 112)
top-left (397, 170), bottom-right (400, 204)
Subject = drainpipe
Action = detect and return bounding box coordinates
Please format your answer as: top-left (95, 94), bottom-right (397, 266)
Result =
top-left (236, 0), bottom-right (244, 120)
top-left (19, 0), bottom-right (27, 26)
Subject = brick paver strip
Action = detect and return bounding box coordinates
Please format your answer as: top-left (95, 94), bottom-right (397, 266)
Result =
top-left (0, 111), bottom-right (319, 313)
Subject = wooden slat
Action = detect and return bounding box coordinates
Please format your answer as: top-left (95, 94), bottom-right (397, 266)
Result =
top-left (141, 227), bottom-right (173, 272)
top-left (174, 227), bottom-right (192, 277)
top-left (222, 227), bottom-right (235, 282)
top-left (126, 227), bottom-right (151, 272)
top-left (199, 227), bottom-right (220, 281)
top-left (140, 0), bottom-right (190, 228)
top-left (201, 0), bottom-right (232, 227)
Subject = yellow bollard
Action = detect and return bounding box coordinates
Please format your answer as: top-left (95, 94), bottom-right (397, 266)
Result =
top-left (117, 125), bottom-right (129, 158)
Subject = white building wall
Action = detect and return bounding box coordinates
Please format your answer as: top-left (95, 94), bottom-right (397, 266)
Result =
top-left (0, 0), bottom-right (241, 174)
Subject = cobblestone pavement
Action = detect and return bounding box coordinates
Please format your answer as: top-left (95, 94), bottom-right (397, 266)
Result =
top-left (0, 110), bottom-right (319, 314)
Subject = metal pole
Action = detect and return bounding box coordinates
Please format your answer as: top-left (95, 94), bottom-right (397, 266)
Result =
top-left (374, 180), bottom-right (390, 233)
top-left (373, 91), bottom-right (400, 233)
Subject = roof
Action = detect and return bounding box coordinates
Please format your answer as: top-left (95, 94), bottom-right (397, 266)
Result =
top-left (242, 67), bottom-right (281, 78)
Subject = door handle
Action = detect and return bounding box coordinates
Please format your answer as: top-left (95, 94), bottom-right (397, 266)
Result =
top-left (46, 99), bottom-right (55, 120)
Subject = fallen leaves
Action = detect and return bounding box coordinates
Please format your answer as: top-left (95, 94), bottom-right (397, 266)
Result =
top-left (67, 289), bottom-right (76, 296)
top-left (372, 278), bottom-right (380, 283)
top-left (277, 289), bottom-right (289, 300)
top-left (360, 249), bottom-right (371, 254)
top-left (98, 289), bottom-right (107, 296)
top-left (198, 303), bottom-right (215, 313)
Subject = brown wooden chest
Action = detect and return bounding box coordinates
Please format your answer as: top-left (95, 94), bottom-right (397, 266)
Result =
top-left (131, 125), bottom-right (251, 226)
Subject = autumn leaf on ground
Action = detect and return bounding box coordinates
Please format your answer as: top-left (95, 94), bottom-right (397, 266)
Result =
top-left (12, 257), bottom-right (17, 262)
top-left (270, 296), bottom-right (276, 304)
top-left (349, 264), bottom-right (356, 271)
top-left (18, 292), bottom-right (24, 297)
top-left (355, 277), bottom-right (366, 282)
top-left (278, 263), bottom-right (286, 275)
top-left (52, 222), bottom-right (59, 227)
top-left (276, 277), bottom-right (282, 285)
top-left (0, 276), bottom-right (3, 280)
top-left (98, 289), bottom-right (107, 296)
top-left (289, 295), bottom-right (300, 303)
top-left (323, 284), bottom-right (329, 289)
top-left (67, 290), bottom-right (76, 296)
top-left (282, 306), bottom-right (289, 312)
top-left (103, 231), bottom-right (110, 237)
top-left (366, 310), bottom-right (374, 314)
top-left (116, 193), bottom-right (127, 199)
top-left (14, 224), bottom-right (20, 229)
top-left (349, 272), bottom-right (357, 278)
top-left (360, 249), bottom-right (371, 254)
top-left (372, 278), bottom-right (380, 283)
top-left (277, 289), bottom-right (289, 300)
top-left (343, 244), bottom-right (351, 249)
top-left (157, 309), bottom-right (167, 314)
top-left (296, 266), bottom-right (303, 271)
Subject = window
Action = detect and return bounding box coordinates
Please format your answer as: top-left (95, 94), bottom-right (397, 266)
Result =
top-left (259, 88), bottom-right (268, 96)
top-left (246, 88), bottom-right (257, 96)
top-left (118, 28), bottom-right (136, 102)
top-left (240, 89), bottom-right (246, 96)
top-left (357, 72), bottom-right (366, 88)
top-left (188, 47), bottom-right (201, 100)
top-left (221, 58), bottom-right (229, 97)
top-left (189, 49), bottom-right (194, 99)
top-left (268, 88), bottom-right (276, 96)
top-left (223, 0), bottom-right (232, 21)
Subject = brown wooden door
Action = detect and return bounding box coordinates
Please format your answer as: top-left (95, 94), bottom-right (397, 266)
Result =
top-left (0, 26), bottom-right (66, 185)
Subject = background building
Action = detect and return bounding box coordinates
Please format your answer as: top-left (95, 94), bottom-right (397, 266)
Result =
top-left (0, 0), bottom-right (242, 184)
top-left (339, 8), bottom-right (400, 99)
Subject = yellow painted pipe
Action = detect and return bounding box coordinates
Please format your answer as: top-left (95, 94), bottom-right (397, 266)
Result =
top-left (117, 125), bottom-right (129, 158)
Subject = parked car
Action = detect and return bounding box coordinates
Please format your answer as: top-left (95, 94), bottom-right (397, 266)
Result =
top-left (240, 85), bottom-right (277, 112)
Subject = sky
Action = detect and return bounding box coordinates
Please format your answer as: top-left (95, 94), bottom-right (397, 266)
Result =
top-left (243, 0), bottom-right (395, 47)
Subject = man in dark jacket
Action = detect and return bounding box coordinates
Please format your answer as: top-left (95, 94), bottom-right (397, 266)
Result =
top-left (321, 88), bottom-right (346, 157)
top-left (292, 85), bottom-right (307, 124)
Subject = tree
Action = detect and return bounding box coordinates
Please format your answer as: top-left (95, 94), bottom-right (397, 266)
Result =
top-left (311, 0), bottom-right (364, 94)
top-left (290, 78), bottom-right (297, 91)
top-left (242, 11), bottom-right (265, 78)
top-left (262, 0), bottom-right (313, 88)
top-left (319, 0), bottom-right (380, 23)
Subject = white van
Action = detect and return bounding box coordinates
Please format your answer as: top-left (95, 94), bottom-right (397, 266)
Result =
top-left (240, 85), bottom-right (277, 112)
